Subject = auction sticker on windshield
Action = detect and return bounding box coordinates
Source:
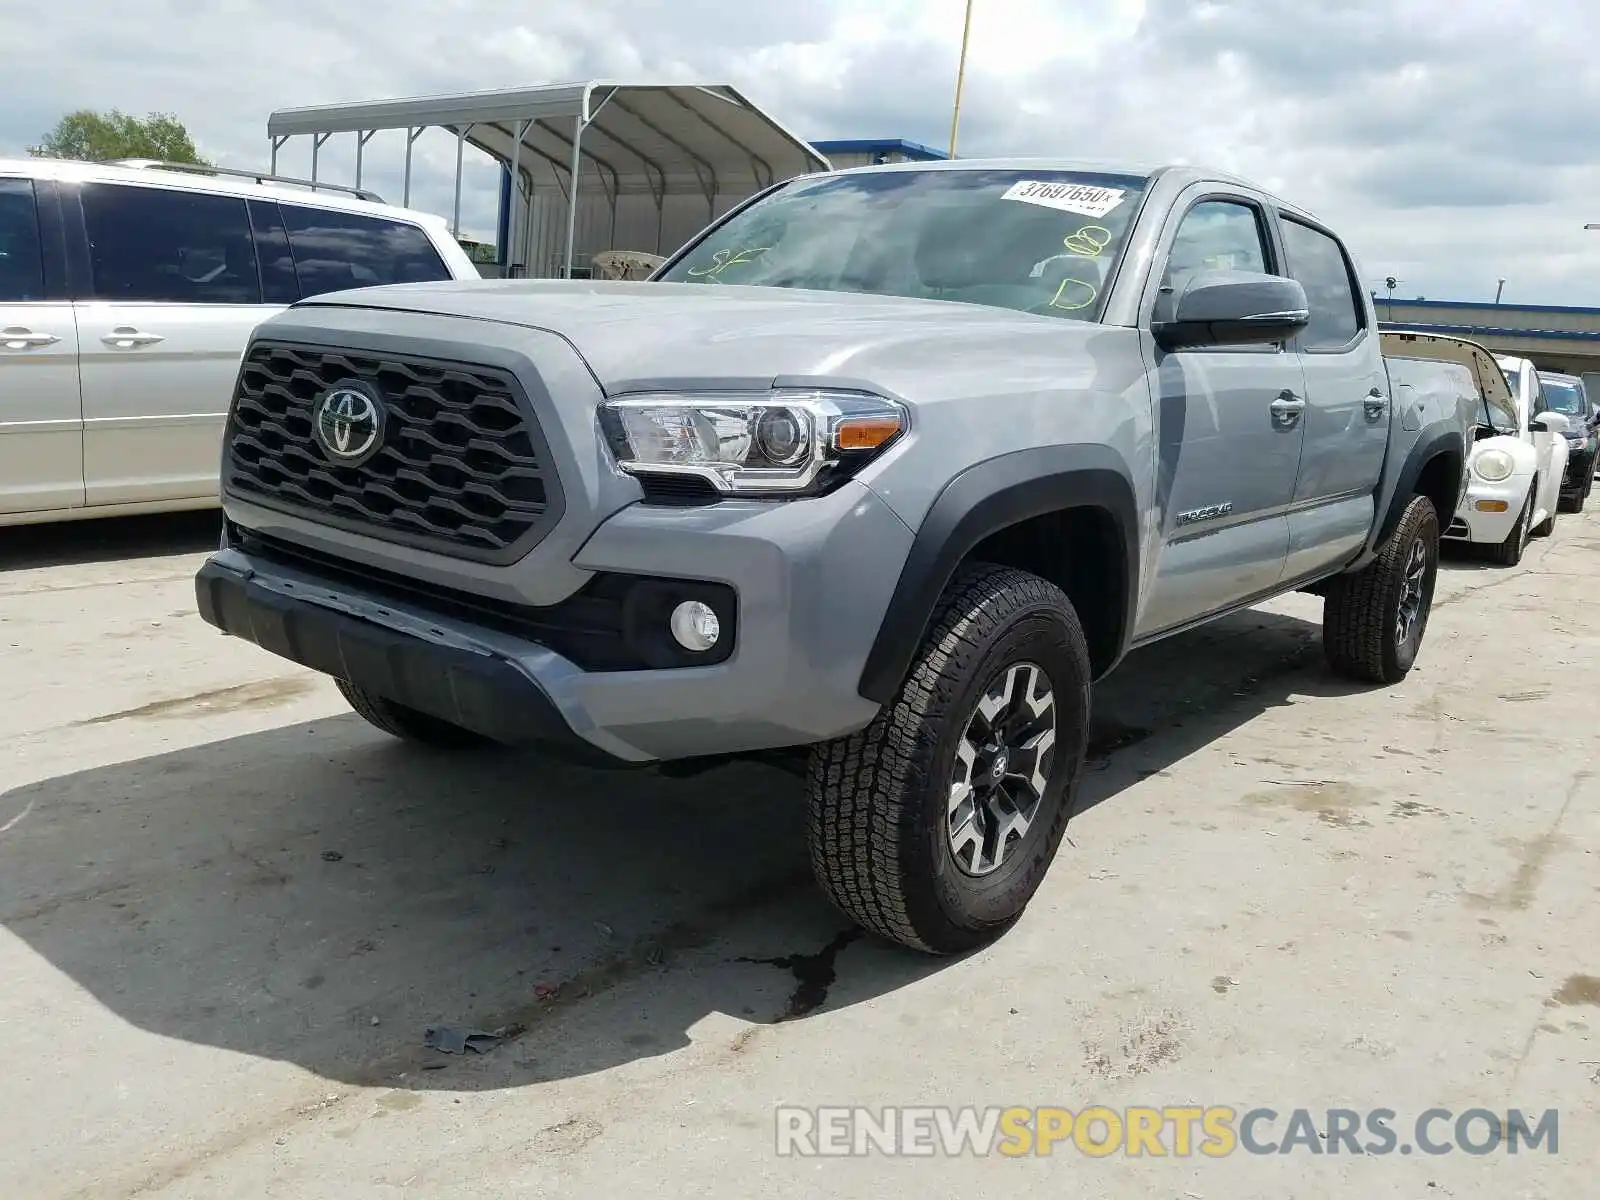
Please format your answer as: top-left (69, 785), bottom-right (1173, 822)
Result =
top-left (1001, 180), bottom-right (1127, 218)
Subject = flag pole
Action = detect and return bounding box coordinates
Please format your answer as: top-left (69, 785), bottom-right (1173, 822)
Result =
top-left (947, 0), bottom-right (975, 158)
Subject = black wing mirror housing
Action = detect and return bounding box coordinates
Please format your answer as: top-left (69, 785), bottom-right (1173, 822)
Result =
top-left (1153, 270), bottom-right (1311, 351)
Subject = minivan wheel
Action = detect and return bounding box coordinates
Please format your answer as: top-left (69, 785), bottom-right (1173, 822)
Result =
top-left (805, 563), bottom-right (1090, 955)
top-left (336, 679), bottom-right (490, 749)
top-left (1323, 494), bottom-right (1440, 685)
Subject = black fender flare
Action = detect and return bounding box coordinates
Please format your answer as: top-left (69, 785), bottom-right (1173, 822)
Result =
top-left (1372, 426), bottom-right (1466, 552)
top-left (857, 444), bottom-right (1141, 705)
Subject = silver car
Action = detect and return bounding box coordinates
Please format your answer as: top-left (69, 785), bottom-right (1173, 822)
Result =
top-left (0, 157), bottom-right (480, 527)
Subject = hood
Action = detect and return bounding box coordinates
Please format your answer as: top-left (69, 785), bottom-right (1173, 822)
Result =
top-left (291, 278), bottom-right (1108, 395)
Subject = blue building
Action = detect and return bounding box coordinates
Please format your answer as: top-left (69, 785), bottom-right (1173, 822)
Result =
top-left (809, 138), bottom-right (950, 169)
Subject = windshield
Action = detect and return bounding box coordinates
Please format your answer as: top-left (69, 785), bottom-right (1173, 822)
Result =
top-left (1540, 378), bottom-right (1587, 416)
top-left (1481, 386), bottom-right (1519, 435)
top-left (657, 168), bottom-right (1151, 322)
top-left (1500, 363), bottom-right (1521, 396)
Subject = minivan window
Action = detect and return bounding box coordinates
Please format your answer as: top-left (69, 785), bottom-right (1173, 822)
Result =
top-left (280, 204), bottom-right (451, 298)
top-left (0, 178), bottom-right (47, 303)
top-left (81, 183), bottom-right (262, 304)
top-left (1278, 217), bottom-right (1363, 350)
top-left (247, 199), bottom-right (301, 305)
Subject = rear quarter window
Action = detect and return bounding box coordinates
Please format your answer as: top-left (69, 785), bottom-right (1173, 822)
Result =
top-left (280, 204), bottom-right (452, 298)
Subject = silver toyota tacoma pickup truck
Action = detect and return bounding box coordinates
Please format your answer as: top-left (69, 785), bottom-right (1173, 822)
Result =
top-left (195, 159), bottom-right (1471, 955)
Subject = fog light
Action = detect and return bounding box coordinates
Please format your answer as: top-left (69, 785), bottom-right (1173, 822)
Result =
top-left (1475, 499), bottom-right (1509, 513)
top-left (669, 600), bottom-right (720, 652)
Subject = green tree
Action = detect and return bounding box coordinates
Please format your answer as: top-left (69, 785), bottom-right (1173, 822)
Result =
top-left (28, 109), bottom-right (210, 166)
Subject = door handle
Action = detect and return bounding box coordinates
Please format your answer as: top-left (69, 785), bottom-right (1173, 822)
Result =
top-left (1, 326), bottom-right (60, 350)
top-left (1269, 390), bottom-right (1306, 426)
top-left (1363, 389), bottom-right (1387, 419)
top-left (101, 326), bottom-right (165, 348)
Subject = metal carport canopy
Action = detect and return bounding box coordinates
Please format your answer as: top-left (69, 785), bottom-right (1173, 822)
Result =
top-left (265, 81), bottom-right (833, 275)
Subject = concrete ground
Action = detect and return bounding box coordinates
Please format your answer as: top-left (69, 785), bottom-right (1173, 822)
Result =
top-left (1, 509), bottom-right (1595, 1200)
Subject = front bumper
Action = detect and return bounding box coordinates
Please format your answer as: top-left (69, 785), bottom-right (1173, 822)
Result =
top-left (198, 479), bottom-right (914, 764)
top-left (196, 556), bottom-right (601, 756)
top-left (1447, 477), bottom-right (1526, 544)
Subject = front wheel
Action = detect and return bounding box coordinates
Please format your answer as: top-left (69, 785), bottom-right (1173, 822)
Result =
top-left (1487, 489), bottom-right (1532, 567)
top-left (336, 679), bottom-right (491, 749)
top-left (806, 563), bottom-right (1091, 955)
top-left (1323, 494), bottom-right (1440, 685)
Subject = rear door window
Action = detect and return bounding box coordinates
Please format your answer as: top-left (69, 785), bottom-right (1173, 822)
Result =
top-left (280, 204), bottom-right (451, 298)
top-left (0, 178), bottom-right (45, 303)
top-left (1277, 217), bottom-right (1364, 351)
top-left (80, 182), bottom-right (263, 304)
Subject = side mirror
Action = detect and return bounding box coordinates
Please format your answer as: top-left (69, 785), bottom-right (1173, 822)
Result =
top-left (1152, 270), bottom-right (1310, 351)
top-left (1532, 412), bottom-right (1570, 435)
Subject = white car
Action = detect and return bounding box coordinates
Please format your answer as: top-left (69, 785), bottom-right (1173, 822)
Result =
top-left (0, 157), bottom-right (480, 527)
top-left (1379, 334), bottom-right (1568, 566)
top-left (1456, 352), bottom-right (1569, 565)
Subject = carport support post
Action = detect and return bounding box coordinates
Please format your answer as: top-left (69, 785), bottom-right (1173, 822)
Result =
top-left (452, 125), bottom-right (473, 238)
top-left (310, 132), bottom-right (330, 190)
top-left (507, 120), bottom-right (527, 273)
top-left (564, 113), bottom-right (585, 278)
top-left (355, 130), bottom-right (375, 192)
top-left (403, 127), bottom-right (423, 206)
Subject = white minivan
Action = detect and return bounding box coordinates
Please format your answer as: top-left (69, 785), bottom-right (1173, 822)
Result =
top-left (0, 157), bottom-right (480, 526)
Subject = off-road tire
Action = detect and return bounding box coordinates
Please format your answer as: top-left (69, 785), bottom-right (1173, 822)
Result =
top-left (1488, 489), bottom-right (1532, 567)
top-left (1323, 494), bottom-right (1440, 685)
top-left (337, 679), bottom-right (490, 749)
top-left (805, 563), bottom-right (1091, 955)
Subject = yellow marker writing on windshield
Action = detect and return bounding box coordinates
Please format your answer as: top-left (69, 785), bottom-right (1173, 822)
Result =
top-left (687, 246), bottom-right (772, 279)
top-left (1049, 277), bottom-right (1097, 311)
top-left (1062, 225), bottom-right (1111, 258)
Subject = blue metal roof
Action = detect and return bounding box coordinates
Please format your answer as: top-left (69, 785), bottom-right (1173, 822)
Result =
top-left (1377, 320), bottom-right (1600, 343)
top-left (809, 137), bottom-right (949, 161)
top-left (1380, 297), bottom-right (1600, 317)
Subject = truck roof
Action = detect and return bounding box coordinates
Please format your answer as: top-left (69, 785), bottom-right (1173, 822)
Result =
top-left (802, 156), bottom-right (1326, 228)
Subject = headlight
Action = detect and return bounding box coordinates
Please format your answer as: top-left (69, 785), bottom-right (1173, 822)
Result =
top-left (599, 389), bottom-right (908, 496)
top-left (1473, 448), bottom-right (1515, 482)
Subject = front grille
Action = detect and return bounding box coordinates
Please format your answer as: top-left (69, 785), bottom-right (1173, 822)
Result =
top-left (224, 342), bottom-right (560, 563)
top-left (1445, 518), bottom-right (1470, 538)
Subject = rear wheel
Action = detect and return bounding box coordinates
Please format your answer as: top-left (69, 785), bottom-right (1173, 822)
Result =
top-left (805, 563), bottom-right (1090, 955)
top-left (1323, 494), bottom-right (1440, 684)
top-left (336, 679), bottom-right (490, 749)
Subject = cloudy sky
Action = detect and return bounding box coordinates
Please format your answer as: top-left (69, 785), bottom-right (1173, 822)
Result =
top-left (3, 0), bottom-right (1595, 305)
